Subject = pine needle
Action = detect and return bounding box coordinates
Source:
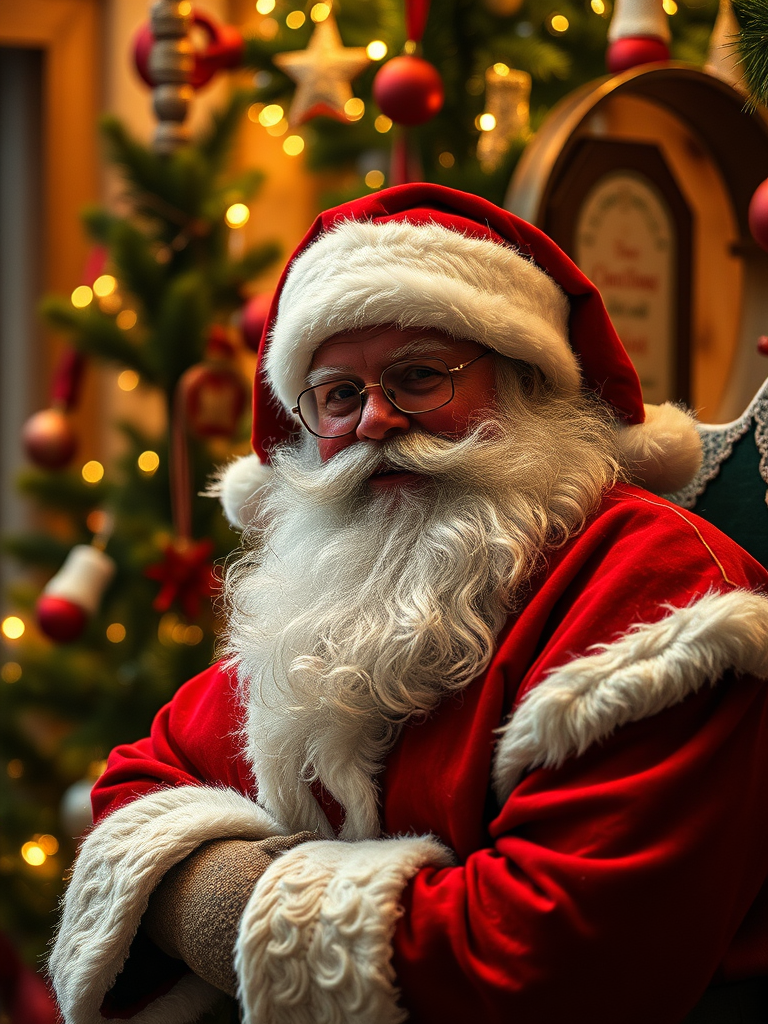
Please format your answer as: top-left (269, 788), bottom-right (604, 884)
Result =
top-left (733, 0), bottom-right (768, 108)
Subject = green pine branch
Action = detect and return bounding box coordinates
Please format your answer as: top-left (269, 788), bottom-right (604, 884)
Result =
top-left (733, 0), bottom-right (768, 108)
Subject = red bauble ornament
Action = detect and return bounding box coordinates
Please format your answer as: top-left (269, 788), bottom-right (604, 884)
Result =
top-left (606, 36), bottom-right (670, 74)
top-left (748, 177), bottom-right (768, 253)
top-left (182, 335), bottom-right (248, 439)
top-left (22, 408), bottom-right (78, 470)
top-left (373, 56), bottom-right (444, 126)
top-left (36, 596), bottom-right (88, 644)
top-left (133, 10), bottom-right (244, 90)
top-left (240, 293), bottom-right (273, 353)
top-left (757, 336), bottom-right (768, 357)
top-left (36, 545), bottom-right (116, 644)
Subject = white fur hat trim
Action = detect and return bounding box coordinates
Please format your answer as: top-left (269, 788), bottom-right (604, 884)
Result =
top-left (617, 402), bottom-right (702, 492)
top-left (208, 454), bottom-right (273, 529)
top-left (264, 217), bottom-right (578, 412)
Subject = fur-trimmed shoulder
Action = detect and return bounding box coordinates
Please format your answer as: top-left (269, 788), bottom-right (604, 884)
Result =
top-left (50, 785), bottom-right (285, 1024)
top-left (492, 589), bottom-right (768, 804)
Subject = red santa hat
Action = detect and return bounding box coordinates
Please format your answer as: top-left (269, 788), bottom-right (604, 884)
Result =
top-left (218, 183), bottom-right (701, 528)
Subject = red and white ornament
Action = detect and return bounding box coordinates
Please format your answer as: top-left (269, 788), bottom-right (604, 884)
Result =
top-left (606, 0), bottom-right (670, 73)
top-left (373, 55), bottom-right (444, 126)
top-left (133, 8), bottom-right (244, 90)
top-left (36, 545), bottom-right (116, 644)
top-left (748, 177), bottom-right (768, 253)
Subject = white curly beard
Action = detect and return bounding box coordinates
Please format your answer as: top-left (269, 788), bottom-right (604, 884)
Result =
top-left (223, 365), bottom-right (621, 840)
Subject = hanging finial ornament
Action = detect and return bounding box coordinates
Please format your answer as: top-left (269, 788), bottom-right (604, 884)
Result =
top-left (273, 12), bottom-right (370, 125)
top-left (607, 0), bottom-right (671, 74)
top-left (146, 1), bottom-right (194, 153)
top-left (705, 0), bottom-right (746, 89)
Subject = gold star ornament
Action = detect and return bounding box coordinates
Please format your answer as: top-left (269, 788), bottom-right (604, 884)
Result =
top-left (273, 14), bottom-right (370, 125)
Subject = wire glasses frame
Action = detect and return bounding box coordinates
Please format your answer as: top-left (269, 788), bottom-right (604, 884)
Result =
top-left (292, 350), bottom-right (491, 439)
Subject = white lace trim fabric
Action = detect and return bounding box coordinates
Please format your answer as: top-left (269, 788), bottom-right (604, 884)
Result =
top-left (664, 378), bottom-right (768, 510)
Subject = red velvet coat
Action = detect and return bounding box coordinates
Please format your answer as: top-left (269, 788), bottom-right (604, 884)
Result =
top-left (50, 486), bottom-right (768, 1024)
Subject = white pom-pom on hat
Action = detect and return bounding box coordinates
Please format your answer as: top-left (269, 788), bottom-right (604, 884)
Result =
top-left (208, 454), bottom-right (273, 530)
top-left (617, 402), bottom-right (702, 492)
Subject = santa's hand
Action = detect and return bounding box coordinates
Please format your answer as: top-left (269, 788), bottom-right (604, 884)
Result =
top-left (143, 831), bottom-right (318, 995)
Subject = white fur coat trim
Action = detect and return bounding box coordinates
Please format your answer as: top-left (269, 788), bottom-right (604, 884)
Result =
top-left (50, 785), bottom-right (285, 1024)
top-left (492, 589), bottom-right (768, 804)
top-left (235, 835), bottom-right (453, 1024)
top-left (265, 217), bottom-right (576, 412)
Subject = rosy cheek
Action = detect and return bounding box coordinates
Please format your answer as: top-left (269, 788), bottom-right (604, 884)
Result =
top-left (317, 436), bottom-right (351, 462)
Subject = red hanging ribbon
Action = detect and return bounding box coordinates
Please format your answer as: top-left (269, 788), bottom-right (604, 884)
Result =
top-left (405, 0), bottom-right (431, 43)
top-left (51, 351), bottom-right (86, 411)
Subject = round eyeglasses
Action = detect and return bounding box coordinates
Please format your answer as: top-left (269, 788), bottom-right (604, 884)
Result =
top-left (292, 351), bottom-right (491, 439)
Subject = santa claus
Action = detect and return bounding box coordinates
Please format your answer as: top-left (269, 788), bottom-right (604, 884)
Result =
top-left (50, 185), bottom-right (768, 1024)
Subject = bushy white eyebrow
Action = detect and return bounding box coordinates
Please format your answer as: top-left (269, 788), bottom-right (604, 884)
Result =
top-left (305, 338), bottom-right (453, 387)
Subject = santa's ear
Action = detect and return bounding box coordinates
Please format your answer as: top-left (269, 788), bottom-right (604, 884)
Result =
top-left (616, 403), bottom-right (702, 493)
top-left (205, 454), bottom-right (273, 530)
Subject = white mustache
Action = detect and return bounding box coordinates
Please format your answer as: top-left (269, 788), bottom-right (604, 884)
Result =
top-left (271, 420), bottom-right (504, 505)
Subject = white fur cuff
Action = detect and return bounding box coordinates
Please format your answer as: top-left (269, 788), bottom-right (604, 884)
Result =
top-left (235, 835), bottom-right (453, 1024)
top-left (50, 786), bottom-right (285, 1024)
top-left (492, 589), bottom-right (768, 803)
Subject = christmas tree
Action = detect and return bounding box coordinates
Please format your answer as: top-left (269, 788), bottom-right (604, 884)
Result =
top-left (239, 0), bottom-right (719, 206)
top-left (1, 0), bottom-right (725, 971)
top-left (0, 89), bottom-right (278, 964)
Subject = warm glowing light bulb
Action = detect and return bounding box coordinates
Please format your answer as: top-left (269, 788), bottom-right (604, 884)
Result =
top-left (311, 2), bottom-right (331, 21)
top-left (550, 13), bottom-right (569, 31)
top-left (106, 623), bottom-right (126, 643)
top-left (493, 62), bottom-right (510, 76)
top-left (184, 625), bottom-right (204, 645)
top-left (2, 662), bottom-right (22, 683)
top-left (256, 0), bottom-right (275, 11)
top-left (286, 10), bottom-right (306, 28)
top-left (344, 97), bottom-right (365, 120)
top-left (591, 0), bottom-right (606, 13)
top-left (225, 203), bottom-right (250, 228)
top-left (138, 450), bottom-right (160, 474)
top-left (2, 617), bottom-right (25, 641)
top-left (116, 310), bottom-right (137, 330)
top-left (71, 285), bottom-right (93, 309)
top-left (178, 1), bottom-right (192, 14)
top-left (248, 103), bottom-right (264, 122)
top-left (258, 104), bottom-right (285, 127)
top-left (662, 0), bottom-right (677, 13)
top-left (86, 510), bottom-right (108, 534)
top-left (258, 17), bottom-right (279, 38)
top-left (283, 135), bottom-right (306, 155)
top-left (93, 274), bottom-right (117, 298)
top-left (266, 119), bottom-right (289, 137)
top-left (374, 114), bottom-right (393, 133)
top-left (82, 460), bottom-right (105, 484)
top-left (118, 369), bottom-right (139, 391)
top-left (438, 152), bottom-right (455, 168)
top-left (365, 170), bottom-right (385, 189)
top-left (21, 842), bottom-right (46, 867)
top-left (366, 40), bottom-right (388, 60)
top-left (7, 759), bottom-right (23, 778)
top-left (477, 113), bottom-right (497, 131)
top-left (38, 834), bottom-right (59, 855)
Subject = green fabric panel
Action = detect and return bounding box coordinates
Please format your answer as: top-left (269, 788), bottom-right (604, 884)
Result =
top-left (690, 428), bottom-right (768, 569)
